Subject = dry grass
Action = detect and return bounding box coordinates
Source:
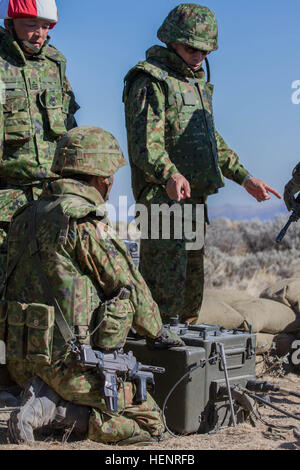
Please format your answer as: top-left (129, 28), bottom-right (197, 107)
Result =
top-left (1, 365), bottom-right (299, 451)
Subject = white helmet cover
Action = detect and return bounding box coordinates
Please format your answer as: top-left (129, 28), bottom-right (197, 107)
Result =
top-left (0, 0), bottom-right (58, 28)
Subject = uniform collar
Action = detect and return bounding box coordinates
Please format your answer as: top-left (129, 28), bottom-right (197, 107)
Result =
top-left (146, 45), bottom-right (205, 80)
top-left (41, 178), bottom-right (106, 207)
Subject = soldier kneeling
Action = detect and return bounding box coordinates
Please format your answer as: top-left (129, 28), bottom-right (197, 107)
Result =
top-left (3, 126), bottom-right (183, 445)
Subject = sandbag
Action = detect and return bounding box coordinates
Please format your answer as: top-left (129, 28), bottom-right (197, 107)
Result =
top-left (256, 333), bottom-right (275, 355)
top-left (197, 297), bottom-right (244, 330)
top-left (232, 298), bottom-right (300, 334)
top-left (260, 278), bottom-right (300, 314)
top-left (204, 288), bottom-right (254, 307)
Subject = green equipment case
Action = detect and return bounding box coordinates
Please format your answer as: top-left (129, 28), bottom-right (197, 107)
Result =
top-left (125, 320), bottom-right (256, 434)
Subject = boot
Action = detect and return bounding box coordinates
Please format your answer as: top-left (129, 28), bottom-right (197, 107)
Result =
top-left (8, 376), bottom-right (90, 444)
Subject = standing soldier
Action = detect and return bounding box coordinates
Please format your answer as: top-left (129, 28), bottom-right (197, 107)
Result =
top-left (4, 126), bottom-right (182, 445)
top-left (123, 3), bottom-right (281, 324)
top-left (0, 0), bottom-right (79, 286)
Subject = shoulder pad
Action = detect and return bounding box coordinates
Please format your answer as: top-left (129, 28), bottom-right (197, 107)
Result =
top-left (59, 197), bottom-right (98, 220)
top-left (124, 60), bottom-right (169, 84)
top-left (123, 60), bottom-right (169, 102)
top-left (57, 194), bottom-right (107, 220)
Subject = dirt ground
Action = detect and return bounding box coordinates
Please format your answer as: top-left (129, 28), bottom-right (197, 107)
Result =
top-left (1, 360), bottom-right (299, 451)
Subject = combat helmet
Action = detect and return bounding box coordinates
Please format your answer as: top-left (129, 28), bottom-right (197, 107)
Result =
top-left (0, 0), bottom-right (58, 28)
top-left (157, 3), bottom-right (218, 52)
top-left (51, 126), bottom-right (127, 178)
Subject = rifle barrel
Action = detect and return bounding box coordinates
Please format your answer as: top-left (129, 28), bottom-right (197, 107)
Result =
top-left (140, 365), bottom-right (165, 374)
top-left (276, 219), bottom-right (293, 243)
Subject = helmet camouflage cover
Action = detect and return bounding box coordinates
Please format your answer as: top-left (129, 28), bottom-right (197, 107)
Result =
top-left (157, 3), bottom-right (218, 52)
top-left (52, 126), bottom-right (127, 178)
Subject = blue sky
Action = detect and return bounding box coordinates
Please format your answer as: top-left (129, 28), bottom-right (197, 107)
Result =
top-left (51, 1), bottom-right (299, 218)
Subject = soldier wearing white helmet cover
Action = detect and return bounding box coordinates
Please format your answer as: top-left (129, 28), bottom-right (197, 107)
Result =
top-left (0, 0), bottom-right (79, 396)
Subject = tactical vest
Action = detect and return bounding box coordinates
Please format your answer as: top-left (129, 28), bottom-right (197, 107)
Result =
top-left (0, 28), bottom-right (72, 182)
top-left (124, 59), bottom-right (225, 199)
top-left (1, 193), bottom-right (103, 363)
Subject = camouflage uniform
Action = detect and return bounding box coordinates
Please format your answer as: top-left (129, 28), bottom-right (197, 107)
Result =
top-left (3, 127), bottom-right (164, 443)
top-left (123, 4), bottom-right (250, 323)
top-left (0, 25), bottom-right (79, 285)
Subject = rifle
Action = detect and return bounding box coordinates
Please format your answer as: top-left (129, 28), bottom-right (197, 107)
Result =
top-left (78, 344), bottom-right (165, 412)
top-left (276, 193), bottom-right (300, 243)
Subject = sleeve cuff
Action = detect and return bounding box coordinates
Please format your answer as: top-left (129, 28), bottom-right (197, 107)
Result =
top-left (155, 163), bottom-right (179, 184)
top-left (233, 168), bottom-right (250, 186)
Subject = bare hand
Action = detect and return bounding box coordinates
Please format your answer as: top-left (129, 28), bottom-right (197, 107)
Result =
top-left (244, 177), bottom-right (282, 202)
top-left (166, 173), bottom-right (191, 202)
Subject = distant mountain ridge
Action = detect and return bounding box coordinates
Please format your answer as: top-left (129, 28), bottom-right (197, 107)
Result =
top-left (110, 200), bottom-right (287, 223)
top-left (208, 203), bottom-right (286, 221)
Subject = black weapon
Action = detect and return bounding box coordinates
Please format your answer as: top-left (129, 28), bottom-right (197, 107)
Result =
top-left (78, 344), bottom-right (165, 412)
top-left (276, 193), bottom-right (300, 243)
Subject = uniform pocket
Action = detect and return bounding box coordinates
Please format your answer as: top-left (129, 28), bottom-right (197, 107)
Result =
top-left (39, 89), bottom-right (67, 138)
top-left (6, 301), bottom-right (54, 364)
top-left (72, 276), bottom-right (101, 345)
top-left (26, 304), bottom-right (55, 365)
top-left (92, 299), bottom-right (134, 350)
top-left (3, 94), bottom-right (31, 145)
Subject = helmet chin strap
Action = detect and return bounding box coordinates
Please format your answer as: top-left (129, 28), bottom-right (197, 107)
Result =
top-left (21, 40), bottom-right (41, 55)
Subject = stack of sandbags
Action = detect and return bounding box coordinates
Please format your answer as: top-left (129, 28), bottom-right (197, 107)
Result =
top-left (259, 278), bottom-right (300, 364)
top-left (199, 289), bottom-right (254, 330)
top-left (198, 297), bottom-right (244, 330)
top-left (203, 288), bottom-right (254, 307)
top-left (200, 287), bottom-right (300, 356)
top-left (260, 278), bottom-right (300, 315)
top-left (231, 298), bottom-right (300, 334)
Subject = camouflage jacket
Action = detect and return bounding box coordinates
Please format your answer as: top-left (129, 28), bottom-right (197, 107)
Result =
top-left (123, 45), bottom-right (249, 204)
top-left (0, 27), bottom-right (79, 186)
top-left (5, 179), bottom-right (162, 361)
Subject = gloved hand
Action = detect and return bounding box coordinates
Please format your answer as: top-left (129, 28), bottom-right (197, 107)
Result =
top-left (284, 163), bottom-right (300, 211)
top-left (146, 327), bottom-right (185, 350)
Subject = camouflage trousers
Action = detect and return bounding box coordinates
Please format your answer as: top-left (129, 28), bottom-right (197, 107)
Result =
top-left (7, 356), bottom-right (165, 443)
top-left (139, 238), bottom-right (204, 324)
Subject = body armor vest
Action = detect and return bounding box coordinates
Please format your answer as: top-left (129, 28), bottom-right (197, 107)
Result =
top-left (0, 28), bottom-right (72, 183)
top-left (124, 57), bottom-right (225, 199)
